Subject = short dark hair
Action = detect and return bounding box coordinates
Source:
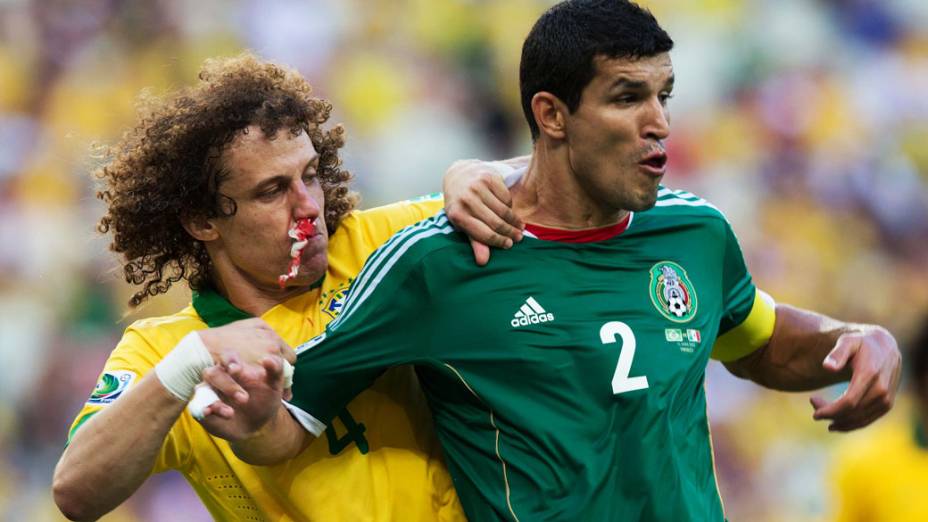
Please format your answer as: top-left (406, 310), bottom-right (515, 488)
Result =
top-left (911, 317), bottom-right (928, 391)
top-left (520, 0), bottom-right (674, 140)
top-left (95, 53), bottom-right (357, 307)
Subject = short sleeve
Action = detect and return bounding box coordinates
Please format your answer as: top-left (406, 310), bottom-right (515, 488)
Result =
top-left (288, 226), bottom-right (438, 435)
top-left (66, 326), bottom-right (193, 474)
top-left (711, 222), bottom-right (775, 361)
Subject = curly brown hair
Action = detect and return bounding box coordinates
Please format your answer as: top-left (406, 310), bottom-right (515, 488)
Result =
top-left (95, 53), bottom-right (358, 307)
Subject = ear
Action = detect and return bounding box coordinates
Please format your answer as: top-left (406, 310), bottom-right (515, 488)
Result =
top-left (531, 91), bottom-right (568, 141)
top-left (181, 213), bottom-right (220, 242)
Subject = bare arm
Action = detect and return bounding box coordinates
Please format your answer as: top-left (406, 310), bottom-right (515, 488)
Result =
top-left (53, 319), bottom-right (293, 520)
top-left (52, 373), bottom-right (185, 521)
top-left (724, 303), bottom-right (901, 431)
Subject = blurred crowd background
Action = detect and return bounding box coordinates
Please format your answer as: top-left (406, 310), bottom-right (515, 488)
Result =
top-left (1, 0), bottom-right (926, 520)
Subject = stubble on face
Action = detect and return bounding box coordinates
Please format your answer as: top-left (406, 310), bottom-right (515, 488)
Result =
top-left (567, 53), bottom-right (673, 215)
top-left (211, 127), bottom-right (328, 293)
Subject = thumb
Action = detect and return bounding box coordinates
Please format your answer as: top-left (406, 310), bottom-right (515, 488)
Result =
top-left (823, 334), bottom-right (858, 372)
top-left (470, 238), bottom-right (490, 267)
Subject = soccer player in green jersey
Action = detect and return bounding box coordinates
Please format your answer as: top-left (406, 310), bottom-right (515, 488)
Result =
top-left (196, 1), bottom-right (902, 520)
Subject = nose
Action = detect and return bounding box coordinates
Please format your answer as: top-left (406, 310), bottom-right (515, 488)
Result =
top-left (291, 178), bottom-right (321, 222)
top-left (642, 97), bottom-right (670, 142)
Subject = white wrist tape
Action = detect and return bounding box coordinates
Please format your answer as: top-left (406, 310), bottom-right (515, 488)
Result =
top-left (187, 359), bottom-right (295, 421)
top-left (155, 331), bottom-right (215, 402)
top-left (188, 384), bottom-right (221, 420)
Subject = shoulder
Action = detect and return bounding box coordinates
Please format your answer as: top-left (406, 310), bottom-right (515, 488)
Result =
top-left (346, 195), bottom-right (444, 234)
top-left (640, 186), bottom-right (730, 224)
top-left (360, 210), bottom-right (465, 272)
top-left (122, 305), bottom-right (206, 356)
top-left (328, 196), bottom-right (446, 264)
top-left (631, 186), bottom-right (734, 243)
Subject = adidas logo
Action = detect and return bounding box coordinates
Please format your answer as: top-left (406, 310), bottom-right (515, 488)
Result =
top-left (511, 297), bottom-right (555, 328)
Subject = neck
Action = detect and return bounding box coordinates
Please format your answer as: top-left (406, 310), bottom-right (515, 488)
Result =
top-left (210, 266), bottom-right (318, 317)
top-left (512, 141), bottom-right (628, 229)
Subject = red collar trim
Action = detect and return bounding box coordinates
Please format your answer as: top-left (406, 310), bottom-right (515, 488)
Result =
top-left (523, 213), bottom-right (632, 243)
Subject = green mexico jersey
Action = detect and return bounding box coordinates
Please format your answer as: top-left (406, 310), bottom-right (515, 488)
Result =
top-left (288, 188), bottom-right (758, 521)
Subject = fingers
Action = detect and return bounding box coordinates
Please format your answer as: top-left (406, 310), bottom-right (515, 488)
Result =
top-left (823, 333), bottom-right (859, 372)
top-left (203, 365), bottom-right (249, 405)
top-left (811, 372), bottom-right (893, 431)
top-left (812, 368), bottom-right (874, 421)
top-left (202, 401), bottom-right (234, 420)
top-left (811, 388), bottom-right (891, 432)
top-left (470, 238), bottom-right (490, 266)
top-left (827, 401), bottom-right (888, 432)
top-left (443, 160), bottom-right (524, 255)
top-left (261, 356), bottom-right (286, 387)
top-left (276, 338), bottom-right (296, 365)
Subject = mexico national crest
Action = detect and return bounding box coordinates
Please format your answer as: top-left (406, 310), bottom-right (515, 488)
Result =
top-left (649, 261), bottom-right (698, 323)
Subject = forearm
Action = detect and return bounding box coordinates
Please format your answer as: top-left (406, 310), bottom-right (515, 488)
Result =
top-left (230, 405), bottom-right (311, 466)
top-left (724, 304), bottom-right (888, 391)
top-left (53, 372), bottom-right (186, 521)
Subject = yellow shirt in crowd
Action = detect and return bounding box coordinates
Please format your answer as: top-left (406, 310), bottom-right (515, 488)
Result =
top-left (831, 408), bottom-right (928, 522)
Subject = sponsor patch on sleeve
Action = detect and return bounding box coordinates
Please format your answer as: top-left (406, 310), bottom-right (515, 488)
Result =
top-left (87, 370), bottom-right (137, 405)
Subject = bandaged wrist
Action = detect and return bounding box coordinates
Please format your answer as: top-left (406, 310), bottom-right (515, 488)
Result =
top-left (155, 331), bottom-right (215, 401)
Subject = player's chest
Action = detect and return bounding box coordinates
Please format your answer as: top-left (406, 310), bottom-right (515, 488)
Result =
top-left (440, 252), bottom-right (723, 396)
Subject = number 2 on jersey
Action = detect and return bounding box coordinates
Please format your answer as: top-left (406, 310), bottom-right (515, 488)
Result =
top-left (600, 321), bottom-right (649, 394)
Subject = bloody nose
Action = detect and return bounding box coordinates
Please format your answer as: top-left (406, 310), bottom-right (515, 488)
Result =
top-left (292, 218), bottom-right (316, 240)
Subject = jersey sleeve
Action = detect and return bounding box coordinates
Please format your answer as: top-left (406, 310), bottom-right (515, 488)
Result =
top-left (353, 194), bottom-right (444, 247)
top-left (66, 325), bottom-right (193, 474)
top-left (710, 221), bottom-right (776, 362)
top-left (287, 221), bottom-right (441, 435)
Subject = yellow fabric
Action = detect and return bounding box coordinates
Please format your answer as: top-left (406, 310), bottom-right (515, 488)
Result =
top-left (711, 289), bottom-right (776, 362)
top-left (831, 411), bottom-right (928, 522)
top-left (68, 197), bottom-right (467, 522)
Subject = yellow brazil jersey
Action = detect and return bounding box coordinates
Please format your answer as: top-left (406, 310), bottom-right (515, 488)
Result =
top-left (67, 196), bottom-right (467, 522)
top-left (830, 407), bottom-right (928, 522)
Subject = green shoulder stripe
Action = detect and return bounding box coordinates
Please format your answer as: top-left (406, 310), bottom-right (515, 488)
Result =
top-left (66, 410), bottom-right (100, 446)
top-left (329, 212), bottom-right (454, 331)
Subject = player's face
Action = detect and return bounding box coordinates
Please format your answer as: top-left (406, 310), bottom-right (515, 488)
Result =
top-left (563, 53), bottom-right (673, 212)
top-left (211, 126), bottom-right (328, 290)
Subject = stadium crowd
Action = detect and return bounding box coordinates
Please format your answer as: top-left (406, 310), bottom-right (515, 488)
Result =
top-left (0, 0), bottom-right (925, 520)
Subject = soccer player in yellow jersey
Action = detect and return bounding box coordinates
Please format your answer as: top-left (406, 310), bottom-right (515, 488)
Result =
top-left (831, 318), bottom-right (928, 522)
top-left (52, 53), bottom-right (523, 521)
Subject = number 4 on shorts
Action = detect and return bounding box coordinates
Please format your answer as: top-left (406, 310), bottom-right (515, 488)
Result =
top-left (600, 321), bottom-right (649, 394)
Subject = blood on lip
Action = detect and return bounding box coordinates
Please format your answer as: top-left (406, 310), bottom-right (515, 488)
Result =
top-left (278, 218), bottom-right (316, 288)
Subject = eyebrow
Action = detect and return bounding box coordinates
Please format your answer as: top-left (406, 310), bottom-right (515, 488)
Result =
top-left (609, 75), bottom-right (676, 91)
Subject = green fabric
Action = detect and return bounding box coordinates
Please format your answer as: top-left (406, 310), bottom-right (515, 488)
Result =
top-left (192, 276), bottom-right (326, 327)
top-left (192, 287), bottom-right (252, 328)
top-left (291, 193), bottom-right (750, 521)
top-left (66, 410), bottom-right (99, 445)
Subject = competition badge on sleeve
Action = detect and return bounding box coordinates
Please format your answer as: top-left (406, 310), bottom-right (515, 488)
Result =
top-left (649, 261), bottom-right (698, 323)
top-left (87, 370), bottom-right (136, 405)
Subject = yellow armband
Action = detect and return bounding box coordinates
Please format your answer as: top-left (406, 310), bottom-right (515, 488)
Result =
top-left (711, 290), bottom-right (776, 362)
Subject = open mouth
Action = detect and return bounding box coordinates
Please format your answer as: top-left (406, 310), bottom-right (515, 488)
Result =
top-left (640, 153), bottom-right (667, 170)
top-left (638, 151), bottom-right (667, 175)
